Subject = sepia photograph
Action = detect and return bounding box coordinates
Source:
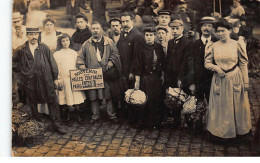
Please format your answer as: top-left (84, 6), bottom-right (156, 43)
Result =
top-left (6, 0), bottom-right (260, 157)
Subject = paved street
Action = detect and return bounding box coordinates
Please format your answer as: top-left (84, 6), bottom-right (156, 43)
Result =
top-left (12, 77), bottom-right (260, 157)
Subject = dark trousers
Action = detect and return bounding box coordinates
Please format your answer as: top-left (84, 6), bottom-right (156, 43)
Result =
top-left (29, 99), bottom-right (61, 122)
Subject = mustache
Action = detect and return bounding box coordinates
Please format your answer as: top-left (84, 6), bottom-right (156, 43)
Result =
top-left (203, 29), bottom-right (210, 32)
top-left (32, 38), bottom-right (38, 41)
top-left (123, 25), bottom-right (129, 29)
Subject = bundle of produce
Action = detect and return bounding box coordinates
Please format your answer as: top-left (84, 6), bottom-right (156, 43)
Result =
top-left (185, 100), bottom-right (208, 134)
top-left (164, 87), bottom-right (189, 110)
top-left (17, 120), bottom-right (45, 143)
top-left (12, 108), bottom-right (29, 124)
top-left (125, 89), bottom-right (147, 107)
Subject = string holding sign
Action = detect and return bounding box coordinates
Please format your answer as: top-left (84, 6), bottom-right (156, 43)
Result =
top-left (69, 68), bottom-right (104, 91)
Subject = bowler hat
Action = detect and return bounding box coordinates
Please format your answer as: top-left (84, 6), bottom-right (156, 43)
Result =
top-left (13, 12), bottom-right (23, 22)
top-left (26, 26), bottom-right (41, 33)
top-left (200, 16), bottom-right (215, 24)
top-left (169, 19), bottom-right (183, 27)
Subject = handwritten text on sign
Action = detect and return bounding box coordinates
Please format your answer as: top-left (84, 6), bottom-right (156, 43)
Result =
top-left (70, 68), bottom-right (104, 91)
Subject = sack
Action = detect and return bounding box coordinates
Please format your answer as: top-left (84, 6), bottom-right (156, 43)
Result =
top-left (182, 96), bottom-right (197, 114)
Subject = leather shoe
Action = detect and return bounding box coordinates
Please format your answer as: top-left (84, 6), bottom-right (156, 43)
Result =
top-left (90, 118), bottom-right (99, 124)
top-left (53, 122), bottom-right (66, 135)
top-left (111, 118), bottom-right (119, 124)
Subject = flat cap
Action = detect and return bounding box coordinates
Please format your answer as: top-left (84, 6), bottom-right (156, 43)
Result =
top-left (169, 19), bottom-right (183, 27)
top-left (109, 17), bottom-right (122, 24)
top-left (177, 0), bottom-right (187, 4)
top-left (158, 10), bottom-right (171, 16)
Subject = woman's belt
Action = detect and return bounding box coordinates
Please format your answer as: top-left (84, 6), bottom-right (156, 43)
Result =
top-left (222, 64), bottom-right (238, 73)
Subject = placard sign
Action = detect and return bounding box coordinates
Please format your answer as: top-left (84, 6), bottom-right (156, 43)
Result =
top-left (70, 68), bottom-right (104, 91)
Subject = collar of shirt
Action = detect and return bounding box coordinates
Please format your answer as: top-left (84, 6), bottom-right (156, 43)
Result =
top-left (29, 42), bottom-right (38, 58)
top-left (92, 36), bottom-right (103, 43)
top-left (201, 35), bottom-right (211, 45)
top-left (125, 26), bottom-right (133, 34)
top-left (174, 34), bottom-right (183, 43)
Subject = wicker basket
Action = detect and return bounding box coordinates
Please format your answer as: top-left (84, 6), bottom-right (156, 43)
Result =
top-left (125, 89), bottom-right (148, 108)
top-left (12, 108), bottom-right (29, 124)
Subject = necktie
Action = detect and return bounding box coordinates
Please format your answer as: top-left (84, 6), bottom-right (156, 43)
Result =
top-left (96, 48), bottom-right (102, 62)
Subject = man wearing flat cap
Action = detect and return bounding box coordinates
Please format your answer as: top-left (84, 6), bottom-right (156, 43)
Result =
top-left (13, 26), bottom-right (66, 134)
top-left (171, 0), bottom-right (196, 39)
top-left (191, 16), bottom-right (217, 103)
top-left (156, 10), bottom-right (173, 42)
top-left (107, 17), bottom-right (122, 46)
top-left (165, 19), bottom-right (193, 128)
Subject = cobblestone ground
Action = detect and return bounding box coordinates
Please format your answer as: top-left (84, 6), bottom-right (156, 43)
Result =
top-left (12, 78), bottom-right (260, 157)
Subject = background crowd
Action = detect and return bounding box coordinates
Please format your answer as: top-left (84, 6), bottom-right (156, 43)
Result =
top-left (11, 0), bottom-right (260, 151)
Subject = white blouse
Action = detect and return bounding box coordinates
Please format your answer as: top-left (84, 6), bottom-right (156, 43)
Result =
top-left (205, 39), bottom-right (249, 84)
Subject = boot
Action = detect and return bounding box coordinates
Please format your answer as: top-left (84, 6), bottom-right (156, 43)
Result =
top-left (75, 105), bottom-right (84, 125)
top-left (52, 121), bottom-right (66, 135)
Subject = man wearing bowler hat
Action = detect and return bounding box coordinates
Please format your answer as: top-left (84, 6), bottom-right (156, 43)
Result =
top-left (191, 16), bottom-right (217, 102)
top-left (13, 26), bottom-right (66, 134)
top-left (165, 19), bottom-right (194, 128)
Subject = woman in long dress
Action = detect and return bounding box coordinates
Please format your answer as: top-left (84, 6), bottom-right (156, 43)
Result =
top-left (205, 19), bottom-right (251, 140)
top-left (133, 24), bottom-right (165, 129)
top-left (54, 33), bottom-right (86, 124)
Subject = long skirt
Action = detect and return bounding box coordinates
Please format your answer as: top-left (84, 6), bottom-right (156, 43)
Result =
top-left (140, 73), bottom-right (162, 127)
top-left (207, 67), bottom-right (252, 138)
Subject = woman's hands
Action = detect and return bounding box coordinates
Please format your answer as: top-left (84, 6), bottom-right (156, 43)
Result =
top-left (216, 67), bottom-right (225, 78)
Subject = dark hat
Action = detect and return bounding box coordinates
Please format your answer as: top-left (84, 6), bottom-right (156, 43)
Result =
top-left (177, 0), bottom-right (187, 4)
top-left (214, 18), bottom-right (231, 30)
top-left (200, 16), bottom-right (215, 24)
top-left (143, 24), bottom-right (157, 33)
top-left (26, 26), bottom-right (41, 33)
top-left (169, 19), bottom-right (183, 27)
top-left (109, 17), bottom-right (122, 24)
top-left (157, 10), bottom-right (171, 16)
top-left (76, 13), bottom-right (88, 22)
top-left (157, 26), bottom-right (168, 33)
top-left (104, 67), bottom-right (120, 82)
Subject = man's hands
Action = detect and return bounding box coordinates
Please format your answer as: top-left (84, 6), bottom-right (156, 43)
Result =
top-left (107, 60), bottom-right (113, 69)
top-left (129, 73), bottom-right (134, 80)
top-left (134, 75), bottom-right (140, 90)
top-left (78, 65), bottom-right (86, 71)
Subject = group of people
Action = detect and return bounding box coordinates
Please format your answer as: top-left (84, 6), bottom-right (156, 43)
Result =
top-left (12, 0), bottom-right (253, 143)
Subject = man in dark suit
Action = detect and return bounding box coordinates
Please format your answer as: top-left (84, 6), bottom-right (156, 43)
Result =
top-left (165, 19), bottom-right (194, 128)
top-left (117, 12), bottom-right (143, 122)
top-left (117, 12), bottom-right (143, 90)
top-left (191, 16), bottom-right (217, 102)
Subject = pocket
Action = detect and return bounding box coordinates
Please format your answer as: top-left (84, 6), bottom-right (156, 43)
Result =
top-left (213, 77), bottom-right (220, 95)
top-left (233, 84), bottom-right (241, 93)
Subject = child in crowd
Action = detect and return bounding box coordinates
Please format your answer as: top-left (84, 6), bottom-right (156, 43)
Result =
top-left (54, 33), bottom-right (86, 125)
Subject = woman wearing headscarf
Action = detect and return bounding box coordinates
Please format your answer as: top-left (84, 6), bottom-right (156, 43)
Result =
top-left (205, 19), bottom-right (251, 141)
